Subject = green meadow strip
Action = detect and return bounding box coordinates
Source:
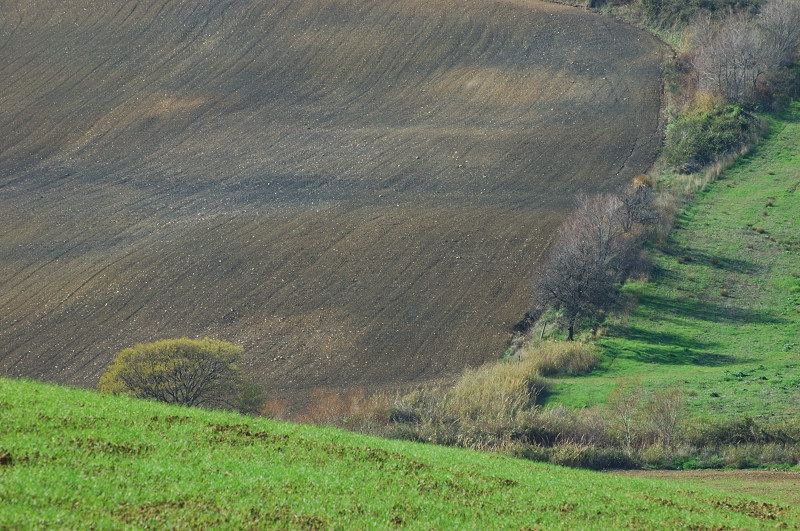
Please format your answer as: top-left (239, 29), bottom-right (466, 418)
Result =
top-left (1, 377), bottom-right (797, 528)
top-left (547, 102), bottom-right (800, 421)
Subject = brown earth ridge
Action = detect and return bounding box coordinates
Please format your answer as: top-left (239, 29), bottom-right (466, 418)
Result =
top-left (0, 0), bottom-right (666, 410)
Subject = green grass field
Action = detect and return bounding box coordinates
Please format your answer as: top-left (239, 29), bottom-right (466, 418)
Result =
top-left (617, 469), bottom-right (800, 507)
top-left (546, 102), bottom-right (800, 421)
top-left (1, 377), bottom-right (797, 528)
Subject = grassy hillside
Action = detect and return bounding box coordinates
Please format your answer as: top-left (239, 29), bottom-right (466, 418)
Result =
top-left (1, 377), bottom-right (797, 529)
top-left (547, 101), bottom-right (800, 421)
top-left (0, 0), bottom-right (666, 409)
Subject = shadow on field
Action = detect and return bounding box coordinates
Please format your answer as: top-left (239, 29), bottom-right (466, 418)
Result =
top-left (604, 287), bottom-right (786, 366)
top-left (635, 293), bottom-right (786, 325)
top-left (603, 325), bottom-right (733, 366)
top-left (662, 248), bottom-right (761, 275)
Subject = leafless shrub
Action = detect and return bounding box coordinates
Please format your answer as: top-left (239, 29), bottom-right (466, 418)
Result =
top-left (618, 175), bottom-right (660, 233)
top-left (299, 387), bottom-right (349, 424)
top-left (261, 395), bottom-right (290, 420)
top-left (608, 379), bottom-right (644, 451)
top-left (643, 387), bottom-right (685, 448)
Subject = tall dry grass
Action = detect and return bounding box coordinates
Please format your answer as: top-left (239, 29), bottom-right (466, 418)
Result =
top-left (445, 361), bottom-right (540, 425)
top-left (290, 341), bottom-right (601, 450)
top-left (279, 340), bottom-right (800, 470)
top-left (514, 340), bottom-right (601, 376)
top-left (436, 341), bottom-right (599, 428)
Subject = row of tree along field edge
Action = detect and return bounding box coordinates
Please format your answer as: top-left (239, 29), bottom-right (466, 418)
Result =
top-left (306, 100), bottom-right (800, 472)
top-left (553, 100), bottom-right (800, 419)
top-left (522, 0), bottom-right (800, 402)
top-left (526, 0), bottom-right (800, 344)
top-left (1, 377), bottom-right (797, 529)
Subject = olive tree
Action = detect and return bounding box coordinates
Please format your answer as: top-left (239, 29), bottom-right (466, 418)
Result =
top-left (99, 337), bottom-right (260, 411)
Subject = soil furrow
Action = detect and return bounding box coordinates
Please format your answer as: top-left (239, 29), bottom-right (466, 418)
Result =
top-left (0, 0), bottom-right (666, 411)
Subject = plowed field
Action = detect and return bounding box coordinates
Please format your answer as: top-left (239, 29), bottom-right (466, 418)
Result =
top-left (0, 0), bottom-right (665, 410)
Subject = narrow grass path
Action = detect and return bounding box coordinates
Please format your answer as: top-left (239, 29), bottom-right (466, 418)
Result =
top-left (1, 377), bottom-right (797, 528)
top-left (547, 102), bottom-right (800, 420)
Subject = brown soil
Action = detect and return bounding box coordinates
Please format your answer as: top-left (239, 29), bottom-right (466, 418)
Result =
top-left (0, 0), bottom-right (666, 412)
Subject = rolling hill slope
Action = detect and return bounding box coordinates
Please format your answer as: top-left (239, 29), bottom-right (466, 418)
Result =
top-left (0, 0), bottom-right (666, 409)
top-left (2, 377), bottom-right (796, 528)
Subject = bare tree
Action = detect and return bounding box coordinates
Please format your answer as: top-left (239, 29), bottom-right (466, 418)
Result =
top-left (533, 194), bottom-right (639, 340)
top-left (692, 11), bottom-right (767, 101)
top-left (757, 0), bottom-right (800, 68)
top-left (690, 0), bottom-right (800, 102)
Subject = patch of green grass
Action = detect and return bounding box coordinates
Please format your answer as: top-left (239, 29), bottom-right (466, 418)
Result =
top-left (547, 102), bottom-right (800, 420)
top-left (616, 470), bottom-right (800, 507)
top-left (1, 377), bottom-right (797, 528)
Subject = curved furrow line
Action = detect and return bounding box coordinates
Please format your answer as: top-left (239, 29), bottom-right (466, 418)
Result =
top-left (105, 1), bottom-right (140, 27)
top-left (0, 202), bottom-right (185, 319)
top-left (0, 0), bottom-right (666, 403)
top-left (0, 3), bottom-right (21, 52)
top-left (0, 244), bottom-right (92, 315)
top-left (27, 243), bottom-right (154, 323)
